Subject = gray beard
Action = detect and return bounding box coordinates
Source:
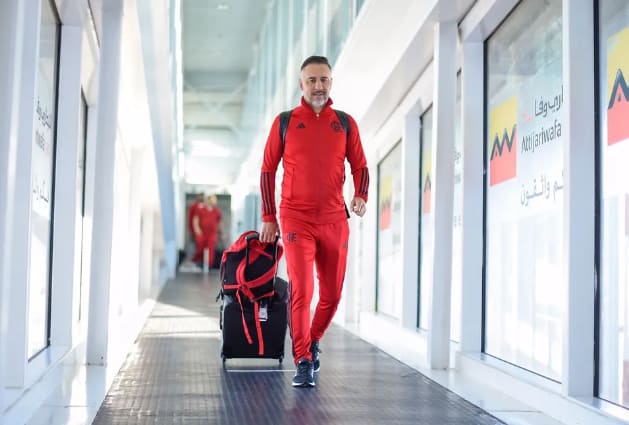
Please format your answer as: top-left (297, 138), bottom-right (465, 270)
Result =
top-left (310, 96), bottom-right (327, 108)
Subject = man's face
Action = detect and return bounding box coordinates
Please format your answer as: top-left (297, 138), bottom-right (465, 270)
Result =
top-left (299, 63), bottom-right (332, 109)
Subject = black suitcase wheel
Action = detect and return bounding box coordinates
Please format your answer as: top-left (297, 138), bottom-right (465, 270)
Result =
top-left (278, 355), bottom-right (283, 364)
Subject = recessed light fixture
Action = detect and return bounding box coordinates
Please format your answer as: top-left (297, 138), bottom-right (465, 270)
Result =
top-left (217, 3), bottom-right (229, 11)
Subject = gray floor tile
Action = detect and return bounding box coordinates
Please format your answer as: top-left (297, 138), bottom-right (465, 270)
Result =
top-left (92, 272), bottom-right (505, 425)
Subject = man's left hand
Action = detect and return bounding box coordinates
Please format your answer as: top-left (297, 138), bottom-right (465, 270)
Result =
top-left (349, 197), bottom-right (366, 217)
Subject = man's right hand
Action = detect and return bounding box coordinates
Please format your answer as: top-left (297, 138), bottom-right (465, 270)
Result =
top-left (260, 221), bottom-right (279, 243)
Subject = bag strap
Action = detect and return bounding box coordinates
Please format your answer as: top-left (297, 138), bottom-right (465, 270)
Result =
top-left (236, 244), bottom-right (281, 300)
top-left (334, 109), bottom-right (350, 139)
top-left (253, 299), bottom-right (264, 355)
top-left (279, 108), bottom-right (350, 155)
top-left (279, 110), bottom-right (292, 154)
top-left (234, 293), bottom-right (265, 355)
top-left (236, 291), bottom-right (254, 345)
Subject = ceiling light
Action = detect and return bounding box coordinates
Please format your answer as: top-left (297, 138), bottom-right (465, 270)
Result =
top-left (217, 3), bottom-right (229, 11)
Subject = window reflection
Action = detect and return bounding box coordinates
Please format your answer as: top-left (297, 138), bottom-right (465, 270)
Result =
top-left (377, 142), bottom-right (403, 319)
top-left (419, 106), bottom-right (433, 330)
top-left (598, 0), bottom-right (629, 408)
top-left (327, 0), bottom-right (352, 65)
top-left (484, 0), bottom-right (563, 381)
top-left (28, 0), bottom-right (60, 359)
top-left (451, 74), bottom-right (463, 342)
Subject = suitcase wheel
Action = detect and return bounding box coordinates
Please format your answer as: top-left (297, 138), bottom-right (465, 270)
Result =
top-left (278, 355), bottom-right (283, 364)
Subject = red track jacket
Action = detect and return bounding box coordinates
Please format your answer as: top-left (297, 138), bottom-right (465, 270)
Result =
top-left (261, 97), bottom-right (369, 224)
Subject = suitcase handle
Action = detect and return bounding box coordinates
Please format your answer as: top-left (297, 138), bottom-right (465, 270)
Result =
top-left (245, 232), bottom-right (280, 243)
top-left (245, 233), bottom-right (279, 266)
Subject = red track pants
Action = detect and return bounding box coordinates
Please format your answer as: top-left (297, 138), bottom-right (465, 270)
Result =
top-left (280, 217), bottom-right (349, 364)
top-left (193, 232), bottom-right (218, 267)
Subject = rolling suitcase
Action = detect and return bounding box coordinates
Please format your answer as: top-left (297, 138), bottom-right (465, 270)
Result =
top-left (218, 231), bottom-right (287, 363)
top-left (220, 277), bottom-right (288, 363)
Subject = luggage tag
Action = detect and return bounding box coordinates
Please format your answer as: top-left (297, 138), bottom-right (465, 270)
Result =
top-left (259, 300), bottom-right (268, 322)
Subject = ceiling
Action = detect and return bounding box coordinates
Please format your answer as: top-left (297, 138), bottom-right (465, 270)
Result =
top-left (181, 0), bottom-right (269, 188)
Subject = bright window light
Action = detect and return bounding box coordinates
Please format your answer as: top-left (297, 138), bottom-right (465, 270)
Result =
top-left (187, 140), bottom-right (231, 157)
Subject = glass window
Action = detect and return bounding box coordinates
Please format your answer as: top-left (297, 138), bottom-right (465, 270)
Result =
top-left (268, 18), bottom-right (277, 96)
top-left (451, 73), bottom-right (463, 342)
top-left (29, 0), bottom-right (60, 358)
top-left (356, 0), bottom-right (365, 16)
top-left (77, 94), bottom-right (88, 321)
top-left (257, 53), bottom-right (264, 123)
top-left (307, 0), bottom-right (322, 55)
top-left (484, 0), bottom-right (563, 380)
top-left (292, 86), bottom-right (301, 106)
top-left (276, 0), bottom-right (288, 86)
top-left (419, 106), bottom-right (433, 330)
top-left (598, 0), bottom-right (629, 408)
top-left (293, 0), bottom-right (305, 46)
top-left (327, 0), bottom-right (352, 66)
top-left (376, 141), bottom-right (402, 319)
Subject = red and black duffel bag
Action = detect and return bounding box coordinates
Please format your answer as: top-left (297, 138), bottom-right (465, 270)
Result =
top-left (218, 231), bottom-right (287, 362)
top-left (220, 230), bottom-right (283, 300)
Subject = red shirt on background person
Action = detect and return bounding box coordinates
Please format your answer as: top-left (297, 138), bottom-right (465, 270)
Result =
top-left (192, 195), bottom-right (222, 267)
top-left (187, 193), bottom-right (205, 236)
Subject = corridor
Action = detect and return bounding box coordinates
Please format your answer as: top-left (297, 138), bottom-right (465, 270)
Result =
top-left (91, 272), bottom-right (504, 425)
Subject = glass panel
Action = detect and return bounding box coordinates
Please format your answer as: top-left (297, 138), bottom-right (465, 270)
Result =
top-left (356, 0), bottom-right (365, 16)
top-left (28, 0), bottom-right (60, 358)
top-left (257, 52), bottom-right (264, 124)
top-left (293, 0), bottom-right (305, 46)
top-left (307, 0), bottom-right (321, 55)
top-left (419, 106), bottom-right (433, 330)
top-left (277, 0), bottom-right (287, 86)
top-left (376, 141), bottom-right (403, 319)
top-left (598, 0), bottom-right (629, 408)
top-left (484, 0), bottom-right (563, 380)
top-left (77, 95), bottom-right (87, 321)
top-left (327, 0), bottom-right (352, 66)
top-left (292, 86), bottom-right (301, 106)
top-left (268, 15), bottom-right (277, 96)
top-left (239, 0), bottom-right (363, 142)
top-left (451, 73), bottom-right (463, 342)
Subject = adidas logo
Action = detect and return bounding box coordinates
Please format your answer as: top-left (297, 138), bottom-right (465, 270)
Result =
top-left (296, 122), bottom-right (306, 129)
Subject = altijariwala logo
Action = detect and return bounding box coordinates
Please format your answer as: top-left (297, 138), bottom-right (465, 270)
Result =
top-left (489, 97), bottom-right (518, 186)
top-left (422, 144), bottom-right (432, 214)
top-left (607, 27), bottom-right (629, 145)
top-left (379, 175), bottom-right (392, 230)
top-left (423, 175), bottom-right (431, 214)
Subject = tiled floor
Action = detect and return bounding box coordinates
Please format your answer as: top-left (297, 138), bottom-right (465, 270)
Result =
top-left (90, 272), bottom-right (506, 424)
top-left (16, 271), bottom-right (574, 425)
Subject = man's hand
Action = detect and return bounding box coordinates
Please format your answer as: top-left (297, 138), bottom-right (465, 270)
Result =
top-left (260, 221), bottom-right (279, 243)
top-left (349, 197), bottom-right (367, 217)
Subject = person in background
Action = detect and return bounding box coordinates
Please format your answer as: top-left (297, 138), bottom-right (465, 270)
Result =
top-left (192, 194), bottom-right (222, 268)
top-left (187, 193), bottom-right (205, 260)
top-left (259, 55), bottom-right (369, 388)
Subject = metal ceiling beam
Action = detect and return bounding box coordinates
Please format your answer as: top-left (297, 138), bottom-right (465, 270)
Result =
top-left (183, 81), bottom-right (246, 140)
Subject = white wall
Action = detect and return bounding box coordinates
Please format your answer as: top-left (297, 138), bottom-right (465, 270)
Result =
top-left (339, 0), bottom-right (625, 424)
top-left (0, 0), bottom-right (176, 421)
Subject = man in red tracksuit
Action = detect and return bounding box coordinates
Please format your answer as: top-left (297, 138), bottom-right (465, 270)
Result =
top-left (192, 195), bottom-right (222, 268)
top-left (187, 193), bottom-right (205, 258)
top-left (259, 55), bottom-right (369, 388)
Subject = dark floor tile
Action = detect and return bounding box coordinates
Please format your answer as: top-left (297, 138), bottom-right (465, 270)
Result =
top-left (92, 272), bottom-right (504, 425)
